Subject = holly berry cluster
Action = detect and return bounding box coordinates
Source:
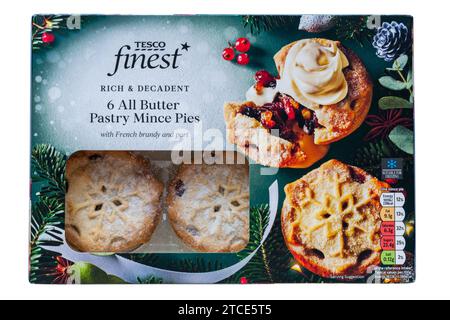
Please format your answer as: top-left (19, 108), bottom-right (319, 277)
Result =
top-left (222, 37), bottom-right (251, 65)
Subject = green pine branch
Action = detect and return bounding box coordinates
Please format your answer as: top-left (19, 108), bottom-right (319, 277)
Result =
top-left (352, 139), bottom-right (394, 174)
top-left (137, 276), bottom-right (163, 284)
top-left (29, 246), bottom-right (62, 284)
top-left (242, 16), bottom-right (296, 36)
top-left (169, 257), bottom-right (224, 273)
top-left (335, 16), bottom-right (375, 46)
top-left (30, 196), bottom-right (64, 248)
top-left (352, 139), bottom-right (413, 178)
top-left (29, 194), bottom-right (65, 283)
top-left (32, 15), bottom-right (66, 50)
top-left (125, 253), bottom-right (226, 280)
top-left (120, 253), bottom-right (160, 267)
top-left (222, 205), bottom-right (292, 283)
top-left (223, 204), bottom-right (328, 284)
top-left (30, 144), bottom-right (67, 283)
top-left (31, 144), bottom-right (67, 202)
top-left (235, 204), bottom-right (273, 282)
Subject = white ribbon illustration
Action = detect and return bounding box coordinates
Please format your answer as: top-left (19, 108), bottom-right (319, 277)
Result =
top-left (46, 180), bottom-right (279, 284)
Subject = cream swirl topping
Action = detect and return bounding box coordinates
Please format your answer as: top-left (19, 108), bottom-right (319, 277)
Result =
top-left (278, 39), bottom-right (349, 107)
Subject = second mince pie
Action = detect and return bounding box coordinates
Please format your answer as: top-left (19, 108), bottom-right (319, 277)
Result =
top-left (281, 159), bottom-right (389, 277)
top-left (224, 38), bottom-right (372, 168)
top-left (65, 151), bottom-right (163, 253)
top-left (167, 164), bottom-right (249, 252)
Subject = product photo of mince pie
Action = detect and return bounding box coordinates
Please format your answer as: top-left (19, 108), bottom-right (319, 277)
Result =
top-left (65, 151), bottom-right (163, 253)
top-left (224, 38), bottom-right (372, 168)
top-left (167, 164), bottom-right (250, 253)
top-left (281, 159), bottom-right (389, 278)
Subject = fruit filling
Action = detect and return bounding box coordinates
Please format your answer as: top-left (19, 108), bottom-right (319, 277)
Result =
top-left (239, 70), bottom-right (323, 142)
top-left (239, 93), bottom-right (321, 142)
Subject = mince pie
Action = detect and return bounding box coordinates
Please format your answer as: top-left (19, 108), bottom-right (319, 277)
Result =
top-left (167, 164), bottom-right (249, 252)
top-left (281, 159), bottom-right (389, 277)
top-left (224, 38), bottom-right (372, 168)
top-left (65, 151), bottom-right (163, 252)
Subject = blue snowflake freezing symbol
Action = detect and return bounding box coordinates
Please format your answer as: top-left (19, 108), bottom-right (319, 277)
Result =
top-left (387, 159), bottom-right (398, 169)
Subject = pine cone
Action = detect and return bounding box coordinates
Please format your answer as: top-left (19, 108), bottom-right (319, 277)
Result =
top-left (372, 21), bottom-right (410, 61)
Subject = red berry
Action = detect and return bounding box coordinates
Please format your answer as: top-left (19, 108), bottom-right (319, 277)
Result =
top-left (222, 47), bottom-right (235, 61)
top-left (235, 37), bottom-right (251, 52)
top-left (240, 277), bottom-right (248, 284)
top-left (255, 70), bottom-right (271, 83)
top-left (255, 70), bottom-right (276, 87)
top-left (236, 53), bottom-right (249, 65)
top-left (42, 32), bottom-right (55, 44)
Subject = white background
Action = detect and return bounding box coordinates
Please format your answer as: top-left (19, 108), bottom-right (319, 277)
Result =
top-left (0, 0), bottom-right (447, 300)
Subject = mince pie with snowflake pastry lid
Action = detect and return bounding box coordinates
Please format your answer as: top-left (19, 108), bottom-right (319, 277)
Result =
top-left (224, 38), bottom-right (372, 168)
top-left (65, 151), bottom-right (163, 252)
top-left (167, 164), bottom-right (249, 252)
top-left (281, 159), bottom-right (389, 278)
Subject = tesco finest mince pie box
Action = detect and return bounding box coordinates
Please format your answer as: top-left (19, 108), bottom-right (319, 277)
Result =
top-left (29, 15), bottom-right (415, 284)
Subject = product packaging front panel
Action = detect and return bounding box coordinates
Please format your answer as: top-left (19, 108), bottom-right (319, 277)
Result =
top-left (30, 15), bottom-right (415, 284)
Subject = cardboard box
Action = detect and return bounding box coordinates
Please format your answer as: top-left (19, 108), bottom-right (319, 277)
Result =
top-left (30, 15), bottom-right (415, 284)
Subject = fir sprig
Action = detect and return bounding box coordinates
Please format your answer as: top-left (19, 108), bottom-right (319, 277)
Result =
top-left (242, 16), bottom-right (296, 35)
top-left (29, 246), bottom-right (62, 283)
top-left (353, 139), bottom-right (394, 173)
top-left (137, 276), bottom-right (164, 284)
top-left (226, 205), bottom-right (293, 283)
top-left (29, 196), bottom-right (65, 284)
top-left (30, 196), bottom-right (64, 247)
top-left (335, 16), bottom-right (375, 45)
top-left (32, 15), bottom-right (65, 50)
top-left (120, 253), bottom-right (160, 267)
top-left (31, 144), bottom-right (67, 202)
top-left (30, 144), bottom-right (67, 283)
top-left (169, 257), bottom-right (225, 273)
top-left (352, 139), bottom-right (413, 178)
top-left (236, 204), bottom-right (273, 282)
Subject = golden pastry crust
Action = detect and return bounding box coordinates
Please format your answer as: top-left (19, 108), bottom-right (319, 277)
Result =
top-left (167, 164), bottom-right (249, 252)
top-left (65, 151), bottom-right (163, 253)
top-left (224, 102), bottom-right (329, 168)
top-left (274, 39), bottom-right (373, 145)
top-left (281, 159), bottom-right (389, 278)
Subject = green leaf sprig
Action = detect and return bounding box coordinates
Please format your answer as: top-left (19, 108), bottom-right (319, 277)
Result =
top-left (388, 125), bottom-right (414, 155)
top-left (378, 54), bottom-right (414, 110)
